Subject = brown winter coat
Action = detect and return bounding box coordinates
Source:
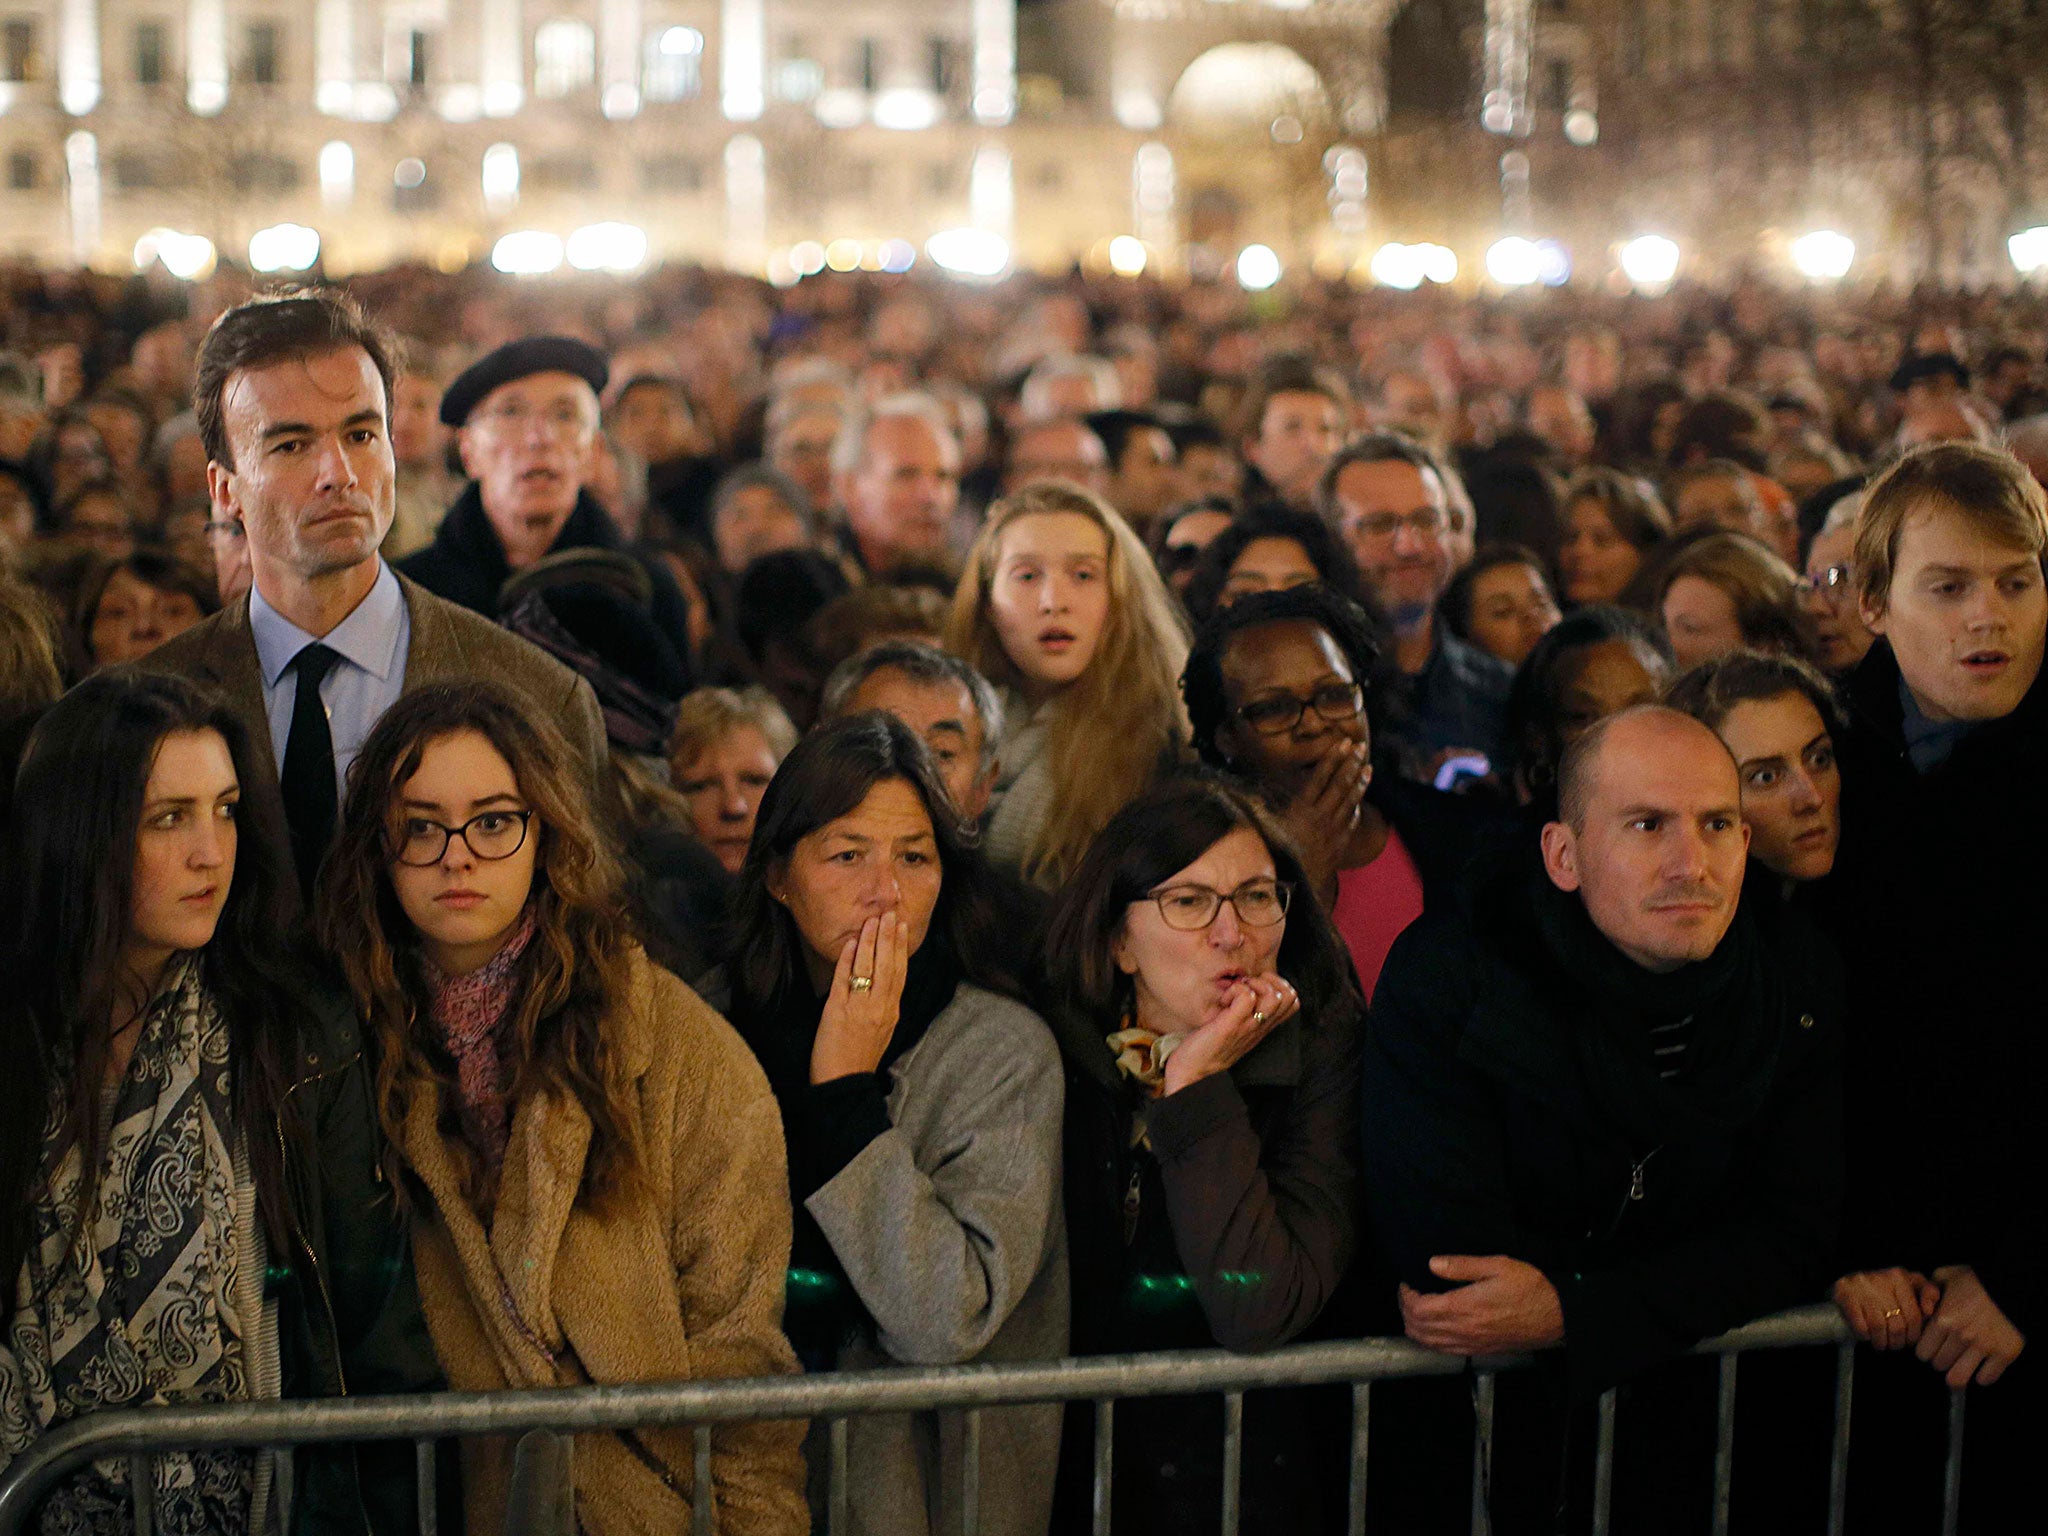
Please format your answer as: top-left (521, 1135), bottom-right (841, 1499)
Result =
top-left (397, 949), bottom-right (808, 1536)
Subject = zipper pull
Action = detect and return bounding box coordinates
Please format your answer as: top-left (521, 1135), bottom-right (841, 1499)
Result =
top-left (1122, 1167), bottom-right (1143, 1245)
top-left (1629, 1159), bottom-right (1648, 1201)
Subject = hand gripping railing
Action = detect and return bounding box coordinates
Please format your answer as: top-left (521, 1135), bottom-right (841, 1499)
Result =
top-left (0, 1304), bottom-right (1968, 1536)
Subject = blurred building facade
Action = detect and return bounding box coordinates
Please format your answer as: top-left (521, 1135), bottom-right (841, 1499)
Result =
top-left (0, 1), bottom-right (2043, 283)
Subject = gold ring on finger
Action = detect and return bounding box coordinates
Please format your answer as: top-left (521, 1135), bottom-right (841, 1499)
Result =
top-left (1884, 1308), bottom-right (1903, 1320)
top-left (850, 975), bottom-right (873, 992)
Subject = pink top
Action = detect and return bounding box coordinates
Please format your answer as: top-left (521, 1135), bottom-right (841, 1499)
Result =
top-left (1330, 827), bottom-right (1427, 1002)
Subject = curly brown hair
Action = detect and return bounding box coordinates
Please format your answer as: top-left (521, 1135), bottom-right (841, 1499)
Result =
top-left (314, 681), bottom-right (644, 1213)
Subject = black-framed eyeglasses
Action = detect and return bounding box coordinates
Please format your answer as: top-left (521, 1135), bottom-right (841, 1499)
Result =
top-left (1234, 682), bottom-right (1365, 736)
top-left (1145, 877), bottom-right (1292, 931)
top-left (391, 809), bottom-right (534, 867)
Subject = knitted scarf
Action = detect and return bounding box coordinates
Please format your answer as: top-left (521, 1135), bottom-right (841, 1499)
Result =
top-left (0, 954), bottom-right (255, 1536)
top-left (423, 904), bottom-right (540, 1183)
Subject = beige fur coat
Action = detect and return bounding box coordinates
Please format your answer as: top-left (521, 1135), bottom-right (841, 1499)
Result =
top-left (398, 948), bottom-right (808, 1536)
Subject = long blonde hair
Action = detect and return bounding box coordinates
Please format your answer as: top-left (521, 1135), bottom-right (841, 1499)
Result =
top-left (946, 481), bottom-right (1189, 885)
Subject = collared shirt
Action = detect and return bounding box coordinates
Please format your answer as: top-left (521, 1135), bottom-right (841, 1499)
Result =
top-left (249, 560), bottom-right (411, 799)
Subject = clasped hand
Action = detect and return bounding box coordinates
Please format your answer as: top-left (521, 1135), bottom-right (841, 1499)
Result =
top-left (1401, 1255), bottom-right (1566, 1356)
top-left (809, 913), bottom-right (911, 1084)
top-left (1832, 1264), bottom-right (2024, 1387)
top-left (1158, 972), bottom-right (1298, 1096)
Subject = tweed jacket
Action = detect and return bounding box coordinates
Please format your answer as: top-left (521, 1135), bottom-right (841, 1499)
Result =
top-left (138, 574), bottom-right (607, 891)
top-left (400, 949), bottom-right (808, 1536)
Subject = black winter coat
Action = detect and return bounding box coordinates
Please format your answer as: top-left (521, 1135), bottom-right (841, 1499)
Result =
top-left (398, 485), bottom-right (697, 686)
top-left (1820, 640), bottom-right (2048, 1334)
top-left (1363, 855), bottom-right (1845, 1401)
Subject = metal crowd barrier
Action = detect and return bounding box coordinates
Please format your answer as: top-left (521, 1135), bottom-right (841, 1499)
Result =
top-left (0, 1304), bottom-right (1969, 1536)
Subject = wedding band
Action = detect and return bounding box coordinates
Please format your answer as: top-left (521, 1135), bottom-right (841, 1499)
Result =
top-left (1884, 1308), bottom-right (1903, 1320)
top-left (1251, 1009), bottom-right (1267, 1026)
top-left (850, 975), bottom-right (873, 992)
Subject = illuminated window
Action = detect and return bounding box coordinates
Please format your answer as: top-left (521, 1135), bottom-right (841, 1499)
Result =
top-left (644, 26), bottom-right (702, 102)
top-left (244, 22), bottom-right (280, 87)
top-left (134, 22), bottom-right (166, 86)
top-left (2, 19), bottom-right (37, 82)
top-left (534, 18), bottom-right (595, 98)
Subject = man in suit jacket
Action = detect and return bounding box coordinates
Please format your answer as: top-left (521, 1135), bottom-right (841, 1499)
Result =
top-left (141, 288), bottom-right (605, 903)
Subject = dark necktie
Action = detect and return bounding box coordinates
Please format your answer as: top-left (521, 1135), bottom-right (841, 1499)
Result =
top-left (281, 642), bottom-right (342, 899)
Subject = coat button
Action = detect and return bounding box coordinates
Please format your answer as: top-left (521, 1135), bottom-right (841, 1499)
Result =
top-left (1797, 1014), bottom-right (1814, 1030)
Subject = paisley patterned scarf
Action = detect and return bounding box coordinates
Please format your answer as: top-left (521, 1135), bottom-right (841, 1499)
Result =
top-left (0, 953), bottom-right (255, 1536)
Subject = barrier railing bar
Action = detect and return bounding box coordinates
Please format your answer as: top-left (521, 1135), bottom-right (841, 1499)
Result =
top-left (1590, 1388), bottom-right (1616, 1536)
top-left (1090, 1398), bottom-right (1113, 1536)
top-left (827, 1417), bottom-right (848, 1536)
top-left (415, 1436), bottom-right (438, 1536)
top-left (960, 1407), bottom-right (981, 1536)
top-left (1346, 1381), bottom-right (1369, 1536)
top-left (1468, 1371), bottom-right (1495, 1536)
top-left (0, 1306), bottom-right (1855, 1536)
top-left (1220, 1391), bottom-right (1244, 1536)
top-left (1825, 1342), bottom-right (1853, 1536)
top-left (1941, 1388), bottom-right (1966, 1536)
top-left (1711, 1354), bottom-right (1738, 1536)
top-left (693, 1425), bottom-right (715, 1536)
top-left (128, 1453), bottom-right (151, 1536)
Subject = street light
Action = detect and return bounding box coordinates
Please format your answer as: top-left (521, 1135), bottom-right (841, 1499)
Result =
top-left (566, 223), bottom-right (648, 273)
top-left (1236, 244), bottom-right (1282, 291)
top-left (491, 230), bottom-right (564, 276)
top-left (1791, 230), bottom-right (1855, 280)
top-left (1369, 243), bottom-right (1426, 291)
top-left (925, 228), bottom-right (1010, 278)
top-left (2010, 227), bottom-right (2048, 276)
top-left (249, 223), bottom-right (320, 273)
top-left (1619, 235), bottom-right (1680, 289)
top-left (1486, 236), bottom-right (1541, 287)
top-left (1108, 236), bottom-right (1148, 278)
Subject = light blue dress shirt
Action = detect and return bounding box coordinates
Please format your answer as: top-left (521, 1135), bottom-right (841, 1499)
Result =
top-left (248, 560), bottom-right (411, 801)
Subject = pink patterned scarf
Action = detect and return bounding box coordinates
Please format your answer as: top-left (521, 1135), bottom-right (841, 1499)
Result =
top-left (423, 904), bottom-right (540, 1182)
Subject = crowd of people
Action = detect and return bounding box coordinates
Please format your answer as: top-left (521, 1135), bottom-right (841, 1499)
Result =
top-left (0, 257), bottom-right (2043, 1534)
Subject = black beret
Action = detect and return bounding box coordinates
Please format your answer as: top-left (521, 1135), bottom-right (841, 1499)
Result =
top-left (1889, 352), bottom-right (1970, 394)
top-left (440, 336), bottom-right (609, 427)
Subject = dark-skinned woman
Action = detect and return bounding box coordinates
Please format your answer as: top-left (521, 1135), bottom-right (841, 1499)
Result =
top-left (1182, 584), bottom-right (1510, 1000)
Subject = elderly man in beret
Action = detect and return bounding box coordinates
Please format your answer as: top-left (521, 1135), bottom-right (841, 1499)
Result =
top-left (398, 336), bottom-right (697, 680)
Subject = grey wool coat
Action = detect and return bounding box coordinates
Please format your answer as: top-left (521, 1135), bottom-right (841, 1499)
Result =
top-left (804, 982), bottom-right (1070, 1536)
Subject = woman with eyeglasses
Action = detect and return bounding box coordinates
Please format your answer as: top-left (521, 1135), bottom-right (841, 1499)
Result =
top-left (1182, 585), bottom-right (1509, 1001)
top-left (315, 681), bottom-right (807, 1536)
top-left (1040, 776), bottom-right (1364, 1535)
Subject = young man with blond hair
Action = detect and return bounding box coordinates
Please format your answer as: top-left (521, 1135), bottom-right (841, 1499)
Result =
top-left (1823, 441), bottom-right (2046, 1531)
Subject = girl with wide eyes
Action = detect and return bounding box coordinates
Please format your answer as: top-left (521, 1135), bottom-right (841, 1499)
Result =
top-left (1042, 777), bottom-right (1365, 1534)
top-left (0, 673), bottom-right (437, 1533)
top-left (316, 681), bottom-right (807, 1535)
top-left (710, 713), bottom-right (1069, 1536)
top-left (949, 481), bottom-right (1190, 888)
top-left (1668, 651), bottom-right (1845, 887)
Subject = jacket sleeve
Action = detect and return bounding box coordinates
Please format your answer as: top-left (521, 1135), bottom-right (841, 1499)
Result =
top-left (1360, 922), bottom-right (1558, 1288)
top-left (1549, 1015), bottom-right (1845, 1398)
top-left (804, 1001), bottom-right (1066, 1366)
top-left (662, 993), bottom-right (810, 1536)
top-left (1145, 1001), bottom-right (1363, 1353)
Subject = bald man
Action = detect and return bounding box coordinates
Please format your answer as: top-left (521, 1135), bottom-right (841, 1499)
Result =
top-left (1363, 706), bottom-right (1843, 1528)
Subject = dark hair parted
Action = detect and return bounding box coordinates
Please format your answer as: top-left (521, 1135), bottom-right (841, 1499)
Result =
top-left (0, 672), bottom-right (304, 1304)
top-left (1041, 775), bottom-right (1359, 1037)
top-left (1562, 466), bottom-right (1674, 550)
top-left (194, 287), bottom-right (402, 470)
top-left (1182, 584), bottom-right (1385, 770)
top-left (724, 712), bottom-right (1023, 1016)
top-left (1665, 648), bottom-right (1844, 739)
top-left (1181, 505), bottom-right (1370, 630)
top-left (313, 681), bottom-right (642, 1213)
top-left (1503, 604), bottom-right (1674, 811)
